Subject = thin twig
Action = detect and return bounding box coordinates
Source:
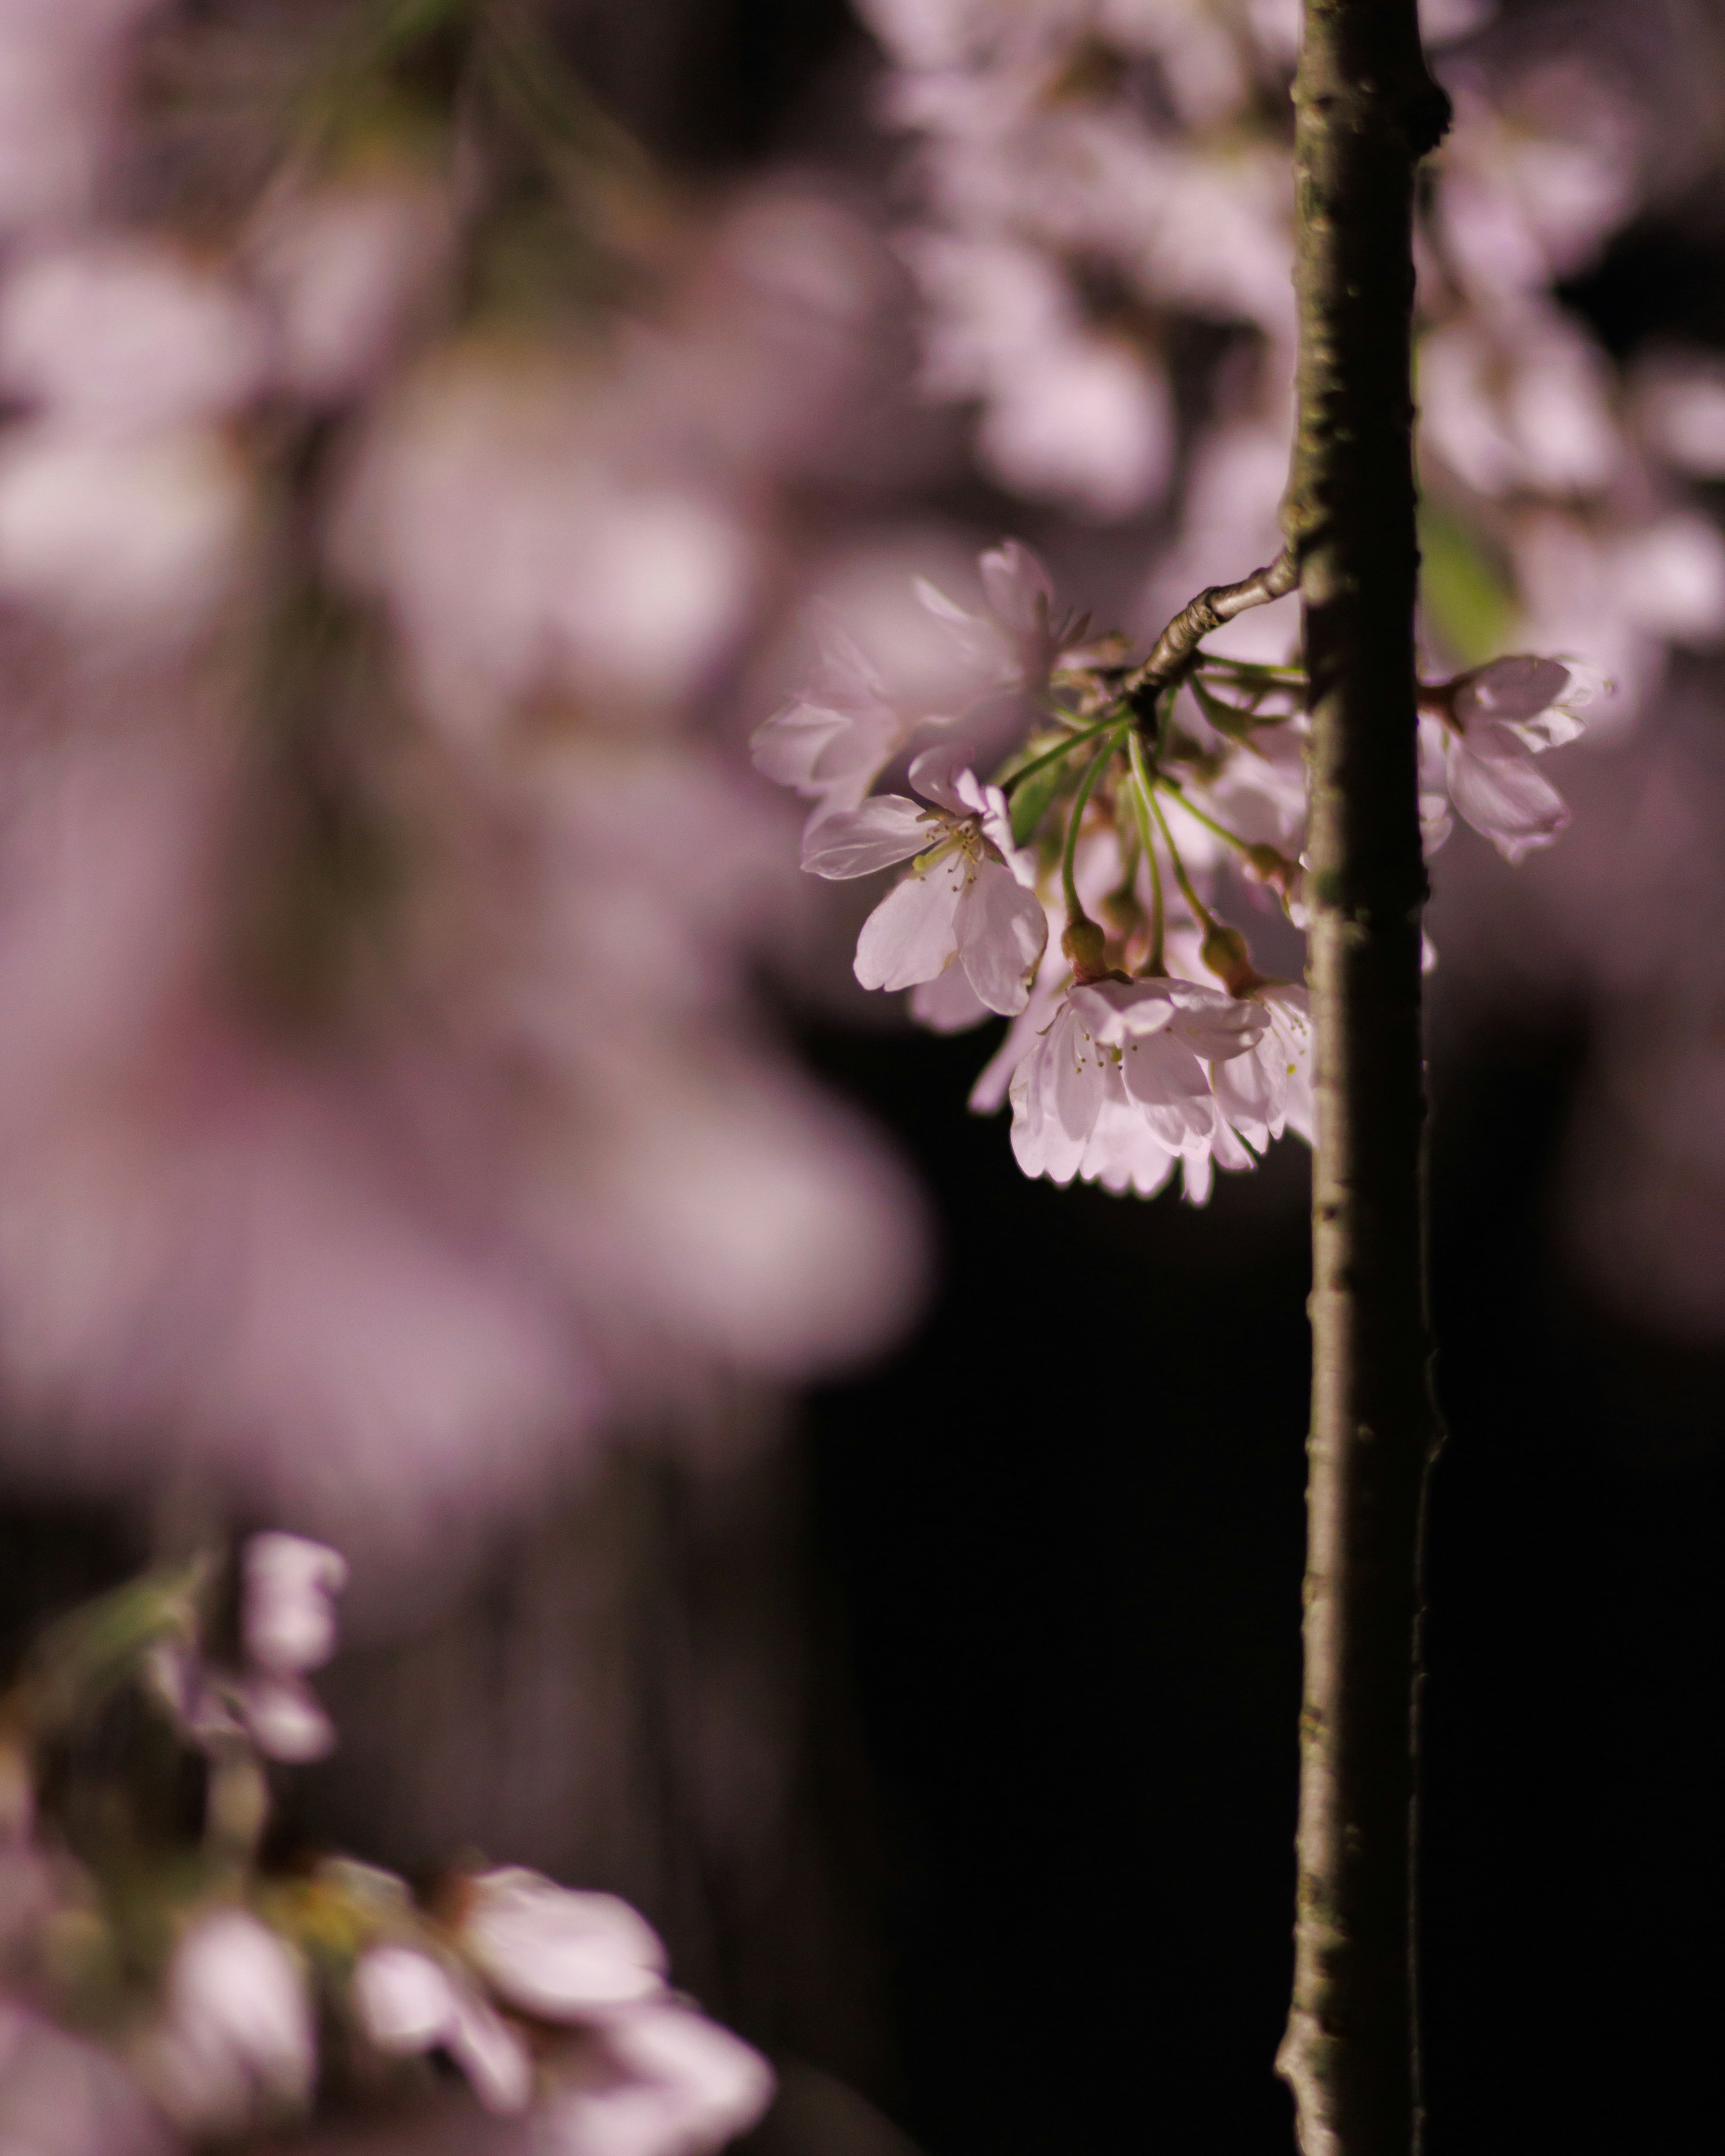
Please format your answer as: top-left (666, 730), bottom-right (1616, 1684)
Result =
top-left (1123, 549), bottom-right (1300, 712)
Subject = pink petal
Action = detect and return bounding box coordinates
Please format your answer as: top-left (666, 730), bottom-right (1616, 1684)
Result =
top-left (907, 742), bottom-right (980, 817)
top-left (955, 860), bottom-right (1047, 1016)
top-left (800, 795), bottom-right (931, 879)
top-left (1446, 742), bottom-right (1569, 861)
top-left (853, 863), bottom-right (964, 990)
top-left (910, 962), bottom-right (991, 1034)
top-left (1456, 654), bottom-right (1571, 722)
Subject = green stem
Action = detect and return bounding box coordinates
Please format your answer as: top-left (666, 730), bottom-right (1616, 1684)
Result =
top-left (1060, 729), bottom-right (1124, 926)
top-left (1146, 789), bottom-right (1218, 934)
top-left (1156, 777), bottom-right (1257, 859)
top-left (1126, 729), bottom-right (1166, 974)
top-left (998, 712), bottom-right (1125, 794)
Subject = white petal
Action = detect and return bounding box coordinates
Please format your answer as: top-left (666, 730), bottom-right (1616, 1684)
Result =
top-left (910, 962), bottom-right (991, 1034)
top-left (853, 862), bottom-right (964, 990)
top-left (914, 575), bottom-right (981, 629)
top-left (955, 859), bottom-right (1047, 1016)
top-left (800, 795), bottom-right (932, 878)
top-left (234, 1675), bottom-right (336, 1763)
top-left (748, 702), bottom-right (851, 791)
top-left (1117, 1034), bottom-right (1216, 1147)
top-left (445, 1989), bottom-right (533, 2114)
top-left (352, 1947), bottom-right (460, 2054)
top-left (1070, 980), bottom-right (1175, 1042)
top-left (1080, 1092), bottom-right (1176, 1197)
top-left (154, 1912), bottom-right (314, 2130)
top-left (1446, 742), bottom-right (1569, 861)
top-left (463, 1869), bottom-right (667, 2019)
top-left (1211, 1040), bottom-right (1280, 1148)
top-left (537, 2002), bottom-right (775, 2156)
top-left (242, 1532), bottom-right (346, 1674)
top-left (979, 540), bottom-right (1054, 640)
top-left (1456, 654), bottom-right (1571, 722)
top-left (907, 741), bottom-right (980, 817)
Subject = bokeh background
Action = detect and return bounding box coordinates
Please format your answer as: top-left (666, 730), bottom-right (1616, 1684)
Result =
top-left (0, 1), bottom-right (1720, 2151)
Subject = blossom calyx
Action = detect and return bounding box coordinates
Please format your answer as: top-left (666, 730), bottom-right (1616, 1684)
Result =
top-left (1062, 916), bottom-right (1110, 981)
top-left (1200, 921), bottom-right (1262, 997)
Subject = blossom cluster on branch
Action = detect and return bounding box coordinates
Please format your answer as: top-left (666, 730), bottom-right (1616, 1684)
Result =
top-left (757, 540), bottom-right (1604, 1201)
top-left (0, 1538), bottom-right (772, 2156)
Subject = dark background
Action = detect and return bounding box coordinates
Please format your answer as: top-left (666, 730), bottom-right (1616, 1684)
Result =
top-left (805, 1009), bottom-right (1725, 2156)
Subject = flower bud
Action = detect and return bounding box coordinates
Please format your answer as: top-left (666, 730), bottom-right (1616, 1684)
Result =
top-left (1061, 916), bottom-right (1109, 982)
top-left (1200, 921), bottom-right (1261, 997)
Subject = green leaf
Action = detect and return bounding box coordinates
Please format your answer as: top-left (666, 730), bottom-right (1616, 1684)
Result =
top-left (1418, 504), bottom-right (1515, 668)
top-left (1010, 755), bottom-right (1069, 847)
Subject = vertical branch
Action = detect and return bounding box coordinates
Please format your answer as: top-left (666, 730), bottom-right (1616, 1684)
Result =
top-left (1277, 5), bottom-right (1449, 2155)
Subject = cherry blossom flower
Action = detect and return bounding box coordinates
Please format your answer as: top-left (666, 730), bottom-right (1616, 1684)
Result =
top-left (749, 610), bottom-right (920, 832)
top-left (351, 1944), bottom-right (532, 2114)
top-left (0, 2006), bottom-right (172, 2156)
top-left (914, 539), bottom-right (1088, 699)
top-left (458, 1869), bottom-right (668, 2017)
top-left (345, 1864), bottom-right (771, 2150)
top-left (144, 1909), bottom-right (315, 2134)
top-left (1421, 654), bottom-right (1609, 862)
top-left (1008, 977), bottom-right (1265, 1199)
top-left (1211, 983), bottom-right (1316, 1150)
top-left (802, 744), bottom-right (1047, 1014)
top-left (242, 1533), bottom-right (348, 1675)
top-left (535, 2001), bottom-right (776, 2156)
top-left (149, 1533), bottom-right (348, 1766)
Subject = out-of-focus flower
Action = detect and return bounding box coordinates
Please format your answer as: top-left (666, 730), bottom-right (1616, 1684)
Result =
top-left (1632, 349), bottom-right (1725, 479)
top-left (0, 1), bottom-right (160, 239)
top-left (915, 539), bottom-right (1085, 699)
top-left (0, 427), bottom-right (253, 635)
top-left (144, 1908), bottom-right (316, 2134)
top-left (0, 239), bottom-right (265, 435)
top-left (534, 2001), bottom-right (775, 2156)
top-left (804, 744), bottom-right (1046, 1013)
top-left (243, 1532), bottom-right (349, 1675)
top-left (752, 610), bottom-right (924, 833)
top-left (1421, 654), bottom-right (1608, 862)
top-left (147, 1531), bottom-right (347, 1764)
top-left (459, 1870), bottom-right (666, 2019)
top-left (0, 2005), bottom-right (173, 2156)
top-left (353, 1945), bottom-right (532, 2114)
top-left (248, 171), bottom-right (455, 405)
top-left (333, 353), bottom-right (756, 743)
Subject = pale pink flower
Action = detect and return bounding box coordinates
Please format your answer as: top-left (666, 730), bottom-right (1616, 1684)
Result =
top-left (1423, 653), bottom-right (1609, 862)
top-left (459, 1869), bottom-right (668, 2019)
top-left (1210, 982), bottom-right (1315, 1149)
top-left (536, 2001), bottom-right (774, 2156)
top-left (146, 1909), bottom-right (315, 2134)
top-left (351, 1944), bottom-right (532, 2114)
top-left (1008, 977), bottom-right (1265, 1199)
top-left (0, 238), bottom-right (265, 435)
top-left (248, 174), bottom-right (454, 405)
top-left (750, 610), bottom-right (910, 830)
top-left (0, 2005), bottom-right (172, 2156)
top-left (914, 539), bottom-right (1087, 699)
top-left (228, 1674), bottom-right (338, 1764)
top-left (242, 1532), bottom-right (348, 1675)
top-left (802, 745), bottom-right (1046, 1015)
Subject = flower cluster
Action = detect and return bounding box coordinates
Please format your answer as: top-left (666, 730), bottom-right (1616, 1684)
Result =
top-left (757, 541), bottom-right (1605, 1200)
top-left (0, 1539), bottom-right (773, 2156)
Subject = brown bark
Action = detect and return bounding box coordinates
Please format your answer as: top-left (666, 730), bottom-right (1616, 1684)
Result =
top-left (1275, 4), bottom-right (1449, 2153)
